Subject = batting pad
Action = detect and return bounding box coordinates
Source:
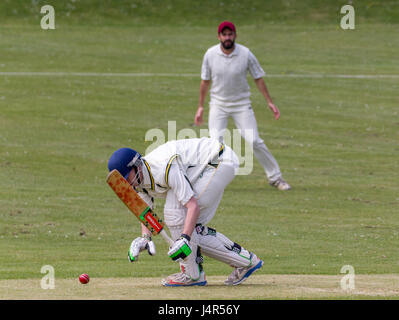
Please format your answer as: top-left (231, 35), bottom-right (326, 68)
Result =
top-left (195, 225), bottom-right (255, 268)
top-left (169, 224), bottom-right (256, 280)
top-left (169, 225), bottom-right (203, 281)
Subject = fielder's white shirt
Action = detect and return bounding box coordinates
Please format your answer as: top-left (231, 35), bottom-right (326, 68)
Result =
top-left (201, 43), bottom-right (266, 107)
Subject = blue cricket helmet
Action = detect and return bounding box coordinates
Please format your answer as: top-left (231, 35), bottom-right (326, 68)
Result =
top-left (107, 148), bottom-right (142, 180)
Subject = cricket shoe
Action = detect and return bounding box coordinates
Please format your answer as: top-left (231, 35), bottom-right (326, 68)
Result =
top-left (224, 255), bottom-right (264, 286)
top-left (269, 178), bottom-right (291, 191)
top-left (161, 271), bottom-right (207, 287)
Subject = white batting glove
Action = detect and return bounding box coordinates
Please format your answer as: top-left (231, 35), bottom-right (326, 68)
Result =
top-left (128, 234), bottom-right (156, 262)
top-left (167, 234), bottom-right (192, 262)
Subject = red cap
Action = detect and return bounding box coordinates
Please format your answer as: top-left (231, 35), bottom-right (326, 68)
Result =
top-left (218, 21), bottom-right (236, 34)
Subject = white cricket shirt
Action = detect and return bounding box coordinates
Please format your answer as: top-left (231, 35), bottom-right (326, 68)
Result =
top-left (201, 43), bottom-right (266, 107)
top-left (140, 137), bottom-right (222, 206)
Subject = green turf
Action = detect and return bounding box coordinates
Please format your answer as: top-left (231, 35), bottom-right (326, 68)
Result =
top-left (0, 2), bottom-right (398, 286)
top-left (1, 0), bottom-right (399, 26)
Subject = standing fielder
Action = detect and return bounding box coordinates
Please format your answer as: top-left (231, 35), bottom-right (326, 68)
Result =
top-left (108, 137), bottom-right (263, 286)
top-left (194, 21), bottom-right (291, 191)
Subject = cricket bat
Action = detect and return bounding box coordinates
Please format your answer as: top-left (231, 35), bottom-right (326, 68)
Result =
top-left (106, 169), bottom-right (174, 246)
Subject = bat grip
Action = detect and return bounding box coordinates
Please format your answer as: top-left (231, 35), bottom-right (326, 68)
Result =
top-left (159, 229), bottom-right (174, 246)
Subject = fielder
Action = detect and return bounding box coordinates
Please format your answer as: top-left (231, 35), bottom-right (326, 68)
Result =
top-left (194, 21), bottom-right (291, 191)
top-left (107, 137), bottom-right (263, 286)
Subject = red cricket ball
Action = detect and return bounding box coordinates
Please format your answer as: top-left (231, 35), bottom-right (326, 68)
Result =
top-left (79, 273), bottom-right (90, 284)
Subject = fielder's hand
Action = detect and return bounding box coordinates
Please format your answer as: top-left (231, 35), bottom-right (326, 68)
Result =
top-left (128, 234), bottom-right (156, 262)
top-left (268, 102), bottom-right (280, 120)
top-left (194, 107), bottom-right (204, 126)
top-left (168, 234), bottom-right (192, 262)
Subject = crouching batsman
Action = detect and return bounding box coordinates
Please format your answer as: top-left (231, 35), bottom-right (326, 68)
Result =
top-left (107, 137), bottom-right (263, 286)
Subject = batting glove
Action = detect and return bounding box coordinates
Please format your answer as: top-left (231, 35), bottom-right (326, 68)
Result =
top-left (167, 234), bottom-right (192, 262)
top-left (128, 234), bottom-right (156, 262)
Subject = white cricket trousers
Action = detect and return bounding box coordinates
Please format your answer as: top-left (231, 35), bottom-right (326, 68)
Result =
top-left (209, 103), bottom-right (282, 183)
top-left (164, 146), bottom-right (258, 280)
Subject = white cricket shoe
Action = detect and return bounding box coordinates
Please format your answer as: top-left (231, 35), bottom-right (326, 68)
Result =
top-left (224, 255), bottom-right (264, 286)
top-left (161, 271), bottom-right (207, 287)
top-left (270, 178), bottom-right (291, 191)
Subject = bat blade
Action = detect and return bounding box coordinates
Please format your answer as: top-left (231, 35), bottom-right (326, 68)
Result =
top-left (106, 169), bottom-right (173, 245)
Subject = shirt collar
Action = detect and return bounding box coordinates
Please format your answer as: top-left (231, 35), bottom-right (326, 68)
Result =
top-left (217, 43), bottom-right (238, 57)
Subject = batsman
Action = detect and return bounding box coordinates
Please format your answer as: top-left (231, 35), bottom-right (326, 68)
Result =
top-left (107, 137), bottom-right (263, 286)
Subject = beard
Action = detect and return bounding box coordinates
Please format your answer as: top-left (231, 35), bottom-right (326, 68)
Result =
top-left (221, 39), bottom-right (235, 50)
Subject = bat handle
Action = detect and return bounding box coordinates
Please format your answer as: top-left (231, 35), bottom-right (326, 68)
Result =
top-left (159, 229), bottom-right (174, 246)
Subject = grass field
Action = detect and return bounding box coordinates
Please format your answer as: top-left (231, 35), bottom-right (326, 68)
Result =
top-left (0, 1), bottom-right (398, 300)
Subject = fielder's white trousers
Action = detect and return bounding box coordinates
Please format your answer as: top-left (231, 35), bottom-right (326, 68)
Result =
top-left (164, 146), bottom-right (257, 280)
top-left (209, 103), bottom-right (282, 183)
